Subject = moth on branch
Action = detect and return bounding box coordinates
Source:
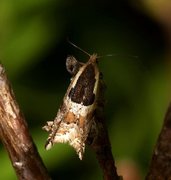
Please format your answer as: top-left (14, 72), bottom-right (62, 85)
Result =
top-left (43, 54), bottom-right (99, 160)
top-left (43, 43), bottom-right (121, 179)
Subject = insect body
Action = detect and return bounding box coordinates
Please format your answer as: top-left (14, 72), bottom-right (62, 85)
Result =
top-left (43, 54), bottom-right (100, 160)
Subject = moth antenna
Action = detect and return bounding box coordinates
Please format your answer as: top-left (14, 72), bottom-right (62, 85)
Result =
top-left (110, 53), bottom-right (138, 59)
top-left (67, 39), bottom-right (91, 57)
top-left (98, 53), bottom-right (138, 59)
top-left (67, 39), bottom-right (138, 60)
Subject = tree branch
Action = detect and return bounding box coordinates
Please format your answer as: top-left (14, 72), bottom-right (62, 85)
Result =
top-left (87, 79), bottom-right (121, 180)
top-left (0, 64), bottom-right (50, 180)
top-left (146, 103), bottom-right (171, 179)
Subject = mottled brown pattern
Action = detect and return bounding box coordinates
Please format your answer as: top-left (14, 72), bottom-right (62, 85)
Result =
top-left (78, 115), bottom-right (85, 128)
top-left (64, 111), bottom-right (76, 124)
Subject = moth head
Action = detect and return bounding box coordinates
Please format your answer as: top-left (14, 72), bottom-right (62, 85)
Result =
top-left (66, 56), bottom-right (83, 76)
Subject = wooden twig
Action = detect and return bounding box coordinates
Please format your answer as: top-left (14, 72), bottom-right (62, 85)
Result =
top-left (87, 79), bottom-right (121, 180)
top-left (146, 103), bottom-right (171, 179)
top-left (0, 64), bottom-right (50, 180)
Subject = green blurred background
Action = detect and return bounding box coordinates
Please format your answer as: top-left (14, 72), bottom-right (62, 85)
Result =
top-left (0, 0), bottom-right (170, 179)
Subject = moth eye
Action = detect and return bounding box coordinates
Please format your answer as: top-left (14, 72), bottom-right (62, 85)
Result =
top-left (66, 56), bottom-right (83, 76)
top-left (66, 56), bottom-right (79, 75)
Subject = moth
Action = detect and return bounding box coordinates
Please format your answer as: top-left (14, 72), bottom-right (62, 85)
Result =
top-left (43, 48), bottom-right (101, 160)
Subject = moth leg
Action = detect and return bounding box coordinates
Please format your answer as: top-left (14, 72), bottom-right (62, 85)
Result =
top-left (43, 120), bottom-right (62, 150)
top-left (42, 121), bottom-right (54, 132)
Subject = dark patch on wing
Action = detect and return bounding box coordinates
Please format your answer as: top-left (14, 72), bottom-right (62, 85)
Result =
top-left (68, 64), bottom-right (96, 106)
